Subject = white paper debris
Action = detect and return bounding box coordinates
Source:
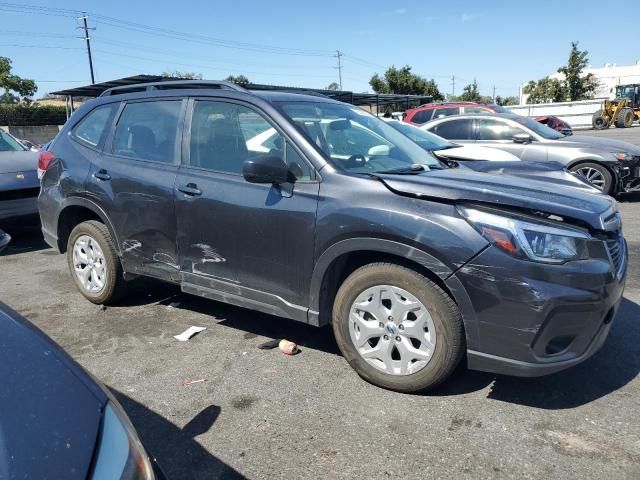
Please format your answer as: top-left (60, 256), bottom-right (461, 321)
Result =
top-left (174, 326), bottom-right (206, 341)
top-left (167, 302), bottom-right (181, 308)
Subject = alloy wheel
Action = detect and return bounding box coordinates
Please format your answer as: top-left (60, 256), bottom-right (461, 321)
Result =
top-left (575, 166), bottom-right (605, 190)
top-left (72, 235), bottom-right (107, 293)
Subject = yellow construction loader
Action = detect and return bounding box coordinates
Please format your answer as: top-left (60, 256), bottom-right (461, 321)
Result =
top-left (592, 84), bottom-right (640, 129)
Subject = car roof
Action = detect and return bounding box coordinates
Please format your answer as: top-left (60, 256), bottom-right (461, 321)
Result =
top-left (430, 113), bottom-right (523, 121)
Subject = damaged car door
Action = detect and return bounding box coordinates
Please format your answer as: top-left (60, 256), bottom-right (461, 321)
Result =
top-left (86, 99), bottom-right (186, 281)
top-left (174, 99), bottom-right (319, 319)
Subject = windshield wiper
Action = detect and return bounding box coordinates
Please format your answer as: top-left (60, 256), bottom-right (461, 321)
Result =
top-left (431, 145), bottom-right (459, 151)
top-left (373, 164), bottom-right (430, 175)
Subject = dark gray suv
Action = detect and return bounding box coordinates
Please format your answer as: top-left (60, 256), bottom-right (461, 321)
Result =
top-left (38, 81), bottom-right (627, 392)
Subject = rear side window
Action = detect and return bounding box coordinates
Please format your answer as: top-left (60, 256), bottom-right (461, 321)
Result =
top-left (432, 107), bottom-right (460, 119)
top-left (477, 119), bottom-right (526, 141)
top-left (72, 104), bottom-right (115, 147)
top-left (410, 109), bottom-right (433, 124)
top-left (431, 119), bottom-right (474, 140)
top-left (463, 107), bottom-right (491, 114)
top-left (113, 101), bottom-right (182, 163)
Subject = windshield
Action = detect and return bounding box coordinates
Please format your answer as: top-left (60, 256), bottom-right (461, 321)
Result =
top-left (276, 101), bottom-right (441, 173)
top-left (0, 131), bottom-right (27, 152)
top-left (511, 116), bottom-right (565, 139)
top-left (616, 85), bottom-right (635, 100)
top-left (386, 121), bottom-right (453, 151)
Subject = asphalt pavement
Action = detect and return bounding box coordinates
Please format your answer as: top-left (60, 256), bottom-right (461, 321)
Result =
top-left (1, 128), bottom-right (639, 479)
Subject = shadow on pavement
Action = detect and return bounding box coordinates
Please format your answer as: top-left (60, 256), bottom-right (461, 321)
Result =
top-left (0, 219), bottom-right (48, 256)
top-left (433, 297), bottom-right (640, 408)
top-left (618, 191), bottom-right (640, 203)
top-left (111, 389), bottom-right (247, 480)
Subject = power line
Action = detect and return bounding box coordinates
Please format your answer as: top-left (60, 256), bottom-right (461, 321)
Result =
top-left (0, 43), bottom-right (83, 50)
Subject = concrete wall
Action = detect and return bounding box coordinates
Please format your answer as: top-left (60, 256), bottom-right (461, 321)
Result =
top-left (0, 125), bottom-right (62, 144)
top-left (506, 99), bottom-right (604, 129)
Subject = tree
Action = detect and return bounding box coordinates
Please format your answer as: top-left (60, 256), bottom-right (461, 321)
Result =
top-left (0, 57), bottom-right (36, 102)
top-left (225, 75), bottom-right (250, 86)
top-left (523, 42), bottom-right (599, 104)
top-left (325, 82), bottom-right (340, 91)
top-left (557, 41), bottom-right (598, 101)
top-left (160, 70), bottom-right (203, 79)
top-left (495, 95), bottom-right (519, 106)
top-left (458, 79), bottom-right (482, 102)
top-left (369, 65), bottom-right (444, 101)
top-left (523, 77), bottom-right (566, 104)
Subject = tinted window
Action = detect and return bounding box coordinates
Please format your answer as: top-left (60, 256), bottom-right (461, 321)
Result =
top-left (431, 119), bottom-right (474, 140)
top-left (73, 105), bottom-right (115, 147)
top-left (463, 107), bottom-right (491, 114)
top-left (432, 107), bottom-right (460, 119)
top-left (190, 100), bottom-right (313, 179)
top-left (113, 101), bottom-right (181, 163)
top-left (477, 119), bottom-right (525, 141)
top-left (0, 130), bottom-right (26, 152)
top-left (410, 109), bottom-right (433, 124)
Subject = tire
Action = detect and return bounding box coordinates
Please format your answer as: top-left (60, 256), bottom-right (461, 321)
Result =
top-left (569, 162), bottom-right (614, 194)
top-left (614, 108), bottom-right (634, 128)
top-left (67, 220), bottom-right (126, 305)
top-left (332, 263), bottom-right (464, 393)
top-left (591, 110), bottom-right (609, 130)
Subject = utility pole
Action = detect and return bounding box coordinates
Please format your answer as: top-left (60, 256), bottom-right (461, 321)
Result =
top-left (451, 75), bottom-right (455, 99)
top-left (335, 50), bottom-right (343, 90)
top-left (78, 13), bottom-right (95, 84)
top-left (492, 85), bottom-right (496, 103)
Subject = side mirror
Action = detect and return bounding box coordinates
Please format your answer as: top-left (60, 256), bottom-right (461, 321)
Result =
top-left (512, 133), bottom-right (532, 144)
top-left (243, 155), bottom-right (290, 185)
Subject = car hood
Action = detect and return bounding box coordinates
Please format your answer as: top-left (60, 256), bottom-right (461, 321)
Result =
top-left (435, 144), bottom-right (519, 162)
top-left (550, 135), bottom-right (640, 155)
top-left (460, 161), bottom-right (600, 192)
top-left (0, 303), bottom-right (107, 480)
top-left (376, 167), bottom-right (617, 231)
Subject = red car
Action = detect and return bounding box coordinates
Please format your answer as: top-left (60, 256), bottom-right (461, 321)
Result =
top-left (534, 115), bottom-right (573, 136)
top-left (404, 102), bottom-right (508, 125)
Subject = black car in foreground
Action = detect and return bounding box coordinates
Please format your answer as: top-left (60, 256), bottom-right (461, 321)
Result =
top-left (38, 80), bottom-right (627, 392)
top-left (0, 303), bottom-right (164, 479)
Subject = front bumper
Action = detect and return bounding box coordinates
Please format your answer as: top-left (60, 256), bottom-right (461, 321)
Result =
top-left (447, 242), bottom-right (627, 377)
top-left (0, 196), bottom-right (38, 220)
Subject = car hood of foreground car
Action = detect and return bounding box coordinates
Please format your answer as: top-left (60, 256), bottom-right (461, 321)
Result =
top-left (0, 150), bottom-right (39, 191)
top-left (376, 166), bottom-right (616, 231)
top-left (0, 303), bottom-right (107, 480)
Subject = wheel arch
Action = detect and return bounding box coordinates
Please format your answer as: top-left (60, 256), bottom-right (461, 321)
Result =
top-left (56, 197), bottom-right (121, 255)
top-left (567, 159), bottom-right (619, 193)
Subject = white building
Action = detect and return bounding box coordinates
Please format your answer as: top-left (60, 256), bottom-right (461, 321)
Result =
top-left (519, 61), bottom-right (640, 104)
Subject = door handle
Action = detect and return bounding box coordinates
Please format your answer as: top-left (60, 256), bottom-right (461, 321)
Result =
top-left (178, 183), bottom-right (202, 196)
top-left (94, 169), bottom-right (111, 181)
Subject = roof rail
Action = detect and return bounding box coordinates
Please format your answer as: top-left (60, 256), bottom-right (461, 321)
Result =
top-left (99, 80), bottom-right (248, 97)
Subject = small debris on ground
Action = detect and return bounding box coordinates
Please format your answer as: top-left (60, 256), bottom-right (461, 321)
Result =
top-left (99, 305), bottom-right (107, 311)
top-left (257, 338), bottom-right (300, 355)
top-left (181, 378), bottom-right (207, 387)
top-left (167, 301), bottom-right (181, 309)
top-left (174, 326), bottom-right (206, 341)
top-left (257, 339), bottom-right (280, 350)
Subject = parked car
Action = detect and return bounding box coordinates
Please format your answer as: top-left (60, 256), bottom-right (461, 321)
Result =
top-left (0, 228), bottom-right (9, 252)
top-left (0, 302), bottom-right (165, 479)
top-left (18, 138), bottom-right (42, 151)
top-left (404, 102), bottom-right (508, 125)
top-left (39, 80), bottom-right (627, 392)
top-left (385, 120), bottom-right (600, 191)
top-left (534, 115), bottom-right (573, 135)
top-left (0, 129), bottom-right (40, 221)
top-left (422, 113), bottom-right (640, 194)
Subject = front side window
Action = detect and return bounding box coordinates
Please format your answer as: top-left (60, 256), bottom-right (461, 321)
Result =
top-left (72, 104), bottom-right (115, 147)
top-left (276, 101), bottom-right (441, 174)
top-left (113, 101), bottom-right (181, 163)
top-left (463, 107), bottom-right (492, 115)
top-left (190, 100), bottom-right (313, 180)
top-left (431, 119), bottom-right (474, 140)
top-left (477, 119), bottom-right (525, 141)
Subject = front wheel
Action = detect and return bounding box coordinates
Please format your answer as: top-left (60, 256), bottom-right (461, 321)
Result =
top-left (569, 162), bottom-right (614, 195)
top-left (332, 263), bottom-right (464, 393)
top-left (67, 220), bottom-right (126, 305)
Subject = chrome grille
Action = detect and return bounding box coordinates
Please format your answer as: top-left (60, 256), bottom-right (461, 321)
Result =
top-left (606, 236), bottom-right (625, 276)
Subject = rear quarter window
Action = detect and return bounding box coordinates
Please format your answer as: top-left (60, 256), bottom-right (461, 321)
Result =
top-left (72, 104), bottom-right (117, 147)
top-left (431, 119), bottom-right (474, 140)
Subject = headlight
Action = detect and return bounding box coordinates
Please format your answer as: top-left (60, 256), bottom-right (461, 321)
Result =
top-left (612, 151), bottom-right (632, 162)
top-left (90, 402), bottom-right (155, 480)
top-left (459, 206), bottom-right (591, 264)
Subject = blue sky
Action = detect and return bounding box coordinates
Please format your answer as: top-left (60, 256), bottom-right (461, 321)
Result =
top-left (2, 1), bottom-right (639, 99)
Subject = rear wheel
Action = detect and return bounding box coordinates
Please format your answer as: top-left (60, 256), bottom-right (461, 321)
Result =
top-left (592, 110), bottom-right (609, 130)
top-left (569, 162), bottom-right (613, 194)
top-left (332, 263), bottom-right (464, 393)
top-left (67, 220), bottom-right (126, 305)
top-left (614, 108), bottom-right (634, 128)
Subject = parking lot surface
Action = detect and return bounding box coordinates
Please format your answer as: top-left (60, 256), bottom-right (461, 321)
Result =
top-left (1, 129), bottom-right (639, 480)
